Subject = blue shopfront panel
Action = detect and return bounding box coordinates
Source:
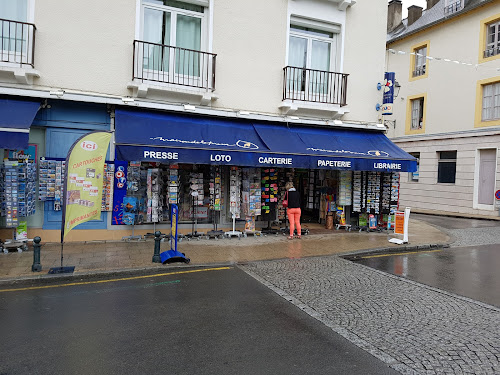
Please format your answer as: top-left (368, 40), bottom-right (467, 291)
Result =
top-left (42, 126), bottom-right (109, 230)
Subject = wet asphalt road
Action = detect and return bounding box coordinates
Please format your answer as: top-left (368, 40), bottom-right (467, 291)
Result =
top-left (356, 214), bottom-right (500, 307)
top-left (0, 267), bottom-right (398, 375)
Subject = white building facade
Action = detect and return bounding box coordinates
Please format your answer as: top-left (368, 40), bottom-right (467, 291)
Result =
top-left (0, 0), bottom-right (414, 242)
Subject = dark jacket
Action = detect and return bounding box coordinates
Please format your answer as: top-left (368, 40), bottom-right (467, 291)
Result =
top-left (287, 190), bottom-right (301, 209)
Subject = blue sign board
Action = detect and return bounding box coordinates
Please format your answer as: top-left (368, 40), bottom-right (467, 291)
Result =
top-left (382, 72), bottom-right (395, 116)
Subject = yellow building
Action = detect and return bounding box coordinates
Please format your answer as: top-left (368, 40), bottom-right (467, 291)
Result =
top-left (386, 0), bottom-right (500, 217)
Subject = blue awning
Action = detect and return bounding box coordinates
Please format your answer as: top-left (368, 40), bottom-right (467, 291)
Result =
top-left (115, 109), bottom-right (417, 172)
top-left (0, 99), bottom-right (40, 149)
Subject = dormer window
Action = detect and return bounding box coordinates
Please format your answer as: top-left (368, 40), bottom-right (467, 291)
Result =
top-left (444, 0), bottom-right (464, 15)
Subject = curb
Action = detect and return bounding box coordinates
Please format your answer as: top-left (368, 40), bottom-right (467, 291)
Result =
top-left (0, 261), bottom-right (236, 288)
top-left (339, 242), bottom-right (451, 260)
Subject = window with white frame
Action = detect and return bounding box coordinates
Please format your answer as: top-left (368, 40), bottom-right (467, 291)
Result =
top-left (287, 19), bottom-right (338, 96)
top-left (412, 45), bottom-right (427, 77)
top-left (141, 1), bottom-right (205, 77)
top-left (482, 81), bottom-right (500, 121)
top-left (0, 0), bottom-right (28, 55)
top-left (485, 20), bottom-right (500, 58)
top-left (444, 0), bottom-right (463, 15)
top-left (410, 97), bottom-right (424, 130)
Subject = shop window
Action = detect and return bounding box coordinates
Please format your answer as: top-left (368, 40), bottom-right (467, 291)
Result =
top-left (408, 152), bottom-right (420, 182)
top-left (437, 151), bottom-right (457, 184)
top-left (409, 41), bottom-right (429, 80)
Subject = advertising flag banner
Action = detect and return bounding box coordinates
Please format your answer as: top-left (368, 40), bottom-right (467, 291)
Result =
top-left (62, 131), bottom-right (112, 239)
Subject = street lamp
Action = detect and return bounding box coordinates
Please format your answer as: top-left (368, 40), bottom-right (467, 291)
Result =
top-left (393, 80), bottom-right (401, 98)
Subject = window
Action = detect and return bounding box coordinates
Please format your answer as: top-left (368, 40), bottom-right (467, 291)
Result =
top-left (413, 46), bottom-right (427, 77)
top-left (411, 97), bottom-right (424, 130)
top-left (409, 152), bottom-right (420, 182)
top-left (485, 20), bottom-right (500, 58)
top-left (409, 41), bottom-right (429, 80)
top-left (437, 151), bottom-right (457, 184)
top-left (287, 20), bottom-right (338, 96)
top-left (444, 0), bottom-right (463, 15)
top-left (482, 81), bottom-right (500, 121)
top-left (0, 0), bottom-right (29, 56)
top-left (405, 94), bottom-right (426, 134)
top-left (141, 1), bottom-right (205, 77)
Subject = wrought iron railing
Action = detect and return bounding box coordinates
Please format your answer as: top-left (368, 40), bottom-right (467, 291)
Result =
top-left (444, 0), bottom-right (463, 15)
top-left (133, 40), bottom-right (216, 91)
top-left (412, 65), bottom-right (426, 77)
top-left (0, 18), bottom-right (36, 67)
top-left (484, 45), bottom-right (500, 58)
top-left (283, 66), bottom-right (348, 106)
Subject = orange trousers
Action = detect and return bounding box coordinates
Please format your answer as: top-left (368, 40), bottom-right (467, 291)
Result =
top-left (287, 208), bottom-right (302, 237)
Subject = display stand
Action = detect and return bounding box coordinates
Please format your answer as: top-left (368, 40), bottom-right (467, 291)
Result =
top-left (1, 160), bottom-right (35, 252)
top-left (122, 222), bottom-right (142, 241)
top-left (335, 206), bottom-right (351, 231)
top-left (185, 193), bottom-right (204, 241)
top-left (1, 228), bottom-right (28, 253)
top-left (225, 211), bottom-right (242, 239)
top-left (207, 210), bottom-right (224, 240)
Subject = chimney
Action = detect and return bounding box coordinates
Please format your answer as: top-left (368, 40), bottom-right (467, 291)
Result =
top-left (426, 0), bottom-right (440, 9)
top-left (387, 0), bottom-right (402, 32)
top-left (407, 5), bottom-right (423, 27)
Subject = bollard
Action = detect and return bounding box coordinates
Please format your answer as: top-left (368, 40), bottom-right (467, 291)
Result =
top-left (32, 236), bottom-right (42, 272)
top-left (152, 231), bottom-right (162, 263)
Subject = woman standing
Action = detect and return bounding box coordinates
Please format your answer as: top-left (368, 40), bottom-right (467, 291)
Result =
top-left (285, 181), bottom-right (301, 239)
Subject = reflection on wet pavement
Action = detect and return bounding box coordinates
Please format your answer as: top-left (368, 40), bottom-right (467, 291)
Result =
top-left (356, 245), bottom-right (500, 307)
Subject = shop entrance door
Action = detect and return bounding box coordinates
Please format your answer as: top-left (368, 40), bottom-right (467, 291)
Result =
top-left (295, 170), bottom-right (318, 223)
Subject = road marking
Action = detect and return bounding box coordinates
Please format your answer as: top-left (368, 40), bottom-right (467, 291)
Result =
top-left (359, 249), bottom-right (442, 259)
top-left (0, 267), bottom-right (231, 293)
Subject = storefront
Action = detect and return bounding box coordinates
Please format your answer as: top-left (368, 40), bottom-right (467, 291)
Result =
top-left (1, 104), bottom-right (416, 243)
top-left (0, 98), bottom-right (111, 244)
top-left (112, 109), bottom-right (416, 235)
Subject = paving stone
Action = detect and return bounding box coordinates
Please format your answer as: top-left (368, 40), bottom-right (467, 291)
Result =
top-left (240, 256), bottom-right (500, 375)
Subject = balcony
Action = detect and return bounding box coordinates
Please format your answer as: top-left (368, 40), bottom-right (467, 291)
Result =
top-left (280, 66), bottom-right (349, 117)
top-left (0, 18), bottom-right (39, 84)
top-left (128, 40), bottom-right (217, 104)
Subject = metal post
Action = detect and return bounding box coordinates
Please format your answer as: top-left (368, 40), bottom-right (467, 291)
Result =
top-left (32, 236), bottom-right (42, 272)
top-left (152, 231), bottom-right (161, 263)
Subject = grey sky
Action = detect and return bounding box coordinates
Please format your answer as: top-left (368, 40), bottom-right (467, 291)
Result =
top-left (399, 0), bottom-right (427, 18)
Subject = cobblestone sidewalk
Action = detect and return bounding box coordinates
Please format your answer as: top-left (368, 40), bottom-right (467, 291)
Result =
top-left (240, 256), bottom-right (500, 374)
